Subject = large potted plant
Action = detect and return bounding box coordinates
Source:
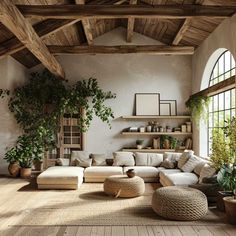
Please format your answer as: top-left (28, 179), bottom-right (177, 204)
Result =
top-left (4, 147), bottom-right (20, 177)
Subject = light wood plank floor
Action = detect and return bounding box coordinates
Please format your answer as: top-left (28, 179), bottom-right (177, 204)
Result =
top-left (0, 177), bottom-right (236, 236)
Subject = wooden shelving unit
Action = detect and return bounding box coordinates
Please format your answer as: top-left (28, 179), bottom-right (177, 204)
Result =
top-left (121, 115), bottom-right (191, 119)
top-left (122, 148), bottom-right (175, 152)
top-left (121, 132), bottom-right (192, 136)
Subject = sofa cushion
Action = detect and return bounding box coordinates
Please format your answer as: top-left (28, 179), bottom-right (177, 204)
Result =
top-left (123, 166), bottom-right (160, 179)
top-left (163, 152), bottom-right (182, 162)
top-left (70, 151), bottom-right (90, 166)
top-left (37, 166), bottom-right (84, 186)
top-left (181, 155), bottom-right (202, 173)
top-left (75, 158), bottom-right (92, 168)
top-left (91, 153), bottom-right (107, 166)
top-left (84, 166), bottom-right (123, 178)
top-left (199, 164), bottom-right (216, 183)
top-left (113, 152), bottom-right (135, 166)
top-left (159, 169), bottom-right (181, 180)
top-left (177, 150), bottom-right (194, 169)
top-left (134, 152), bottom-right (163, 167)
top-left (194, 160), bottom-right (209, 176)
top-left (161, 172), bottom-right (199, 186)
top-left (55, 158), bottom-right (70, 166)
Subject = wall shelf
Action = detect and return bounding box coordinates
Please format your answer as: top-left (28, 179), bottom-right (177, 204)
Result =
top-left (121, 132), bottom-right (192, 136)
top-left (122, 148), bottom-right (176, 152)
top-left (121, 115), bottom-right (191, 119)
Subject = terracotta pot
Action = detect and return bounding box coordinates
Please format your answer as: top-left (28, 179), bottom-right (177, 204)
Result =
top-left (8, 163), bottom-right (20, 177)
top-left (217, 191), bottom-right (233, 211)
top-left (20, 168), bottom-right (32, 179)
top-left (163, 139), bottom-right (170, 149)
top-left (33, 160), bottom-right (43, 171)
top-left (126, 169), bottom-right (135, 178)
top-left (224, 196), bottom-right (236, 225)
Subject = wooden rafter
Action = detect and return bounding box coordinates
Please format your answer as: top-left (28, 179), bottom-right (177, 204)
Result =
top-left (127, 0), bottom-right (137, 43)
top-left (76, 0), bottom-right (93, 45)
top-left (0, 0), bottom-right (64, 78)
top-left (48, 45), bottom-right (194, 55)
top-left (172, 19), bottom-right (191, 45)
top-left (0, 19), bottom-right (78, 59)
top-left (17, 5), bottom-right (236, 19)
top-left (191, 76), bottom-right (235, 98)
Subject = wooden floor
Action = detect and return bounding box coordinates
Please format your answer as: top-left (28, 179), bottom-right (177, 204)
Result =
top-left (0, 177), bottom-right (236, 236)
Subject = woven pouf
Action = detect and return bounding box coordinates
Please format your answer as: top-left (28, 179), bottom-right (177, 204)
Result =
top-left (152, 186), bottom-right (208, 221)
top-left (104, 175), bottom-right (145, 198)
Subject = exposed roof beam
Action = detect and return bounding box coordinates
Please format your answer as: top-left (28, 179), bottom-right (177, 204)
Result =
top-left (48, 45), bottom-right (194, 55)
top-left (76, 0), bottom-right (93, 45)
top-left (17, 5), bottom-right (236, 19)
top-left (172, 19), bottom-right (191, 45)
top-left (127, 0), bottom-right (137, 43)
top-left (0, 0), bottom-right (64, 78)
top-left (0, 19), bottom-right (78, 59)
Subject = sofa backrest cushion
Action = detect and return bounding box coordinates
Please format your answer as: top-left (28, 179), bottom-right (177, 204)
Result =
top-left (193, 159), bottom-right (210, 176)
top-left (91, 153), bottom-right (107, 166)
top-left (177, 150), bottom-right (194, 169)
top-left (163, 152), bottom-right (182, 162)
top-left (199, 164), bottom-right (216, 183)
top-left (75, 158), bottom-right (92, 168)
top-left (135, 152), bottom-right (163, 167)
top-left (181, 155), bottom-right (202, 173)
top-left (55, 158), bottom-right (70, 166)
top-left (70, 151), bottom-right (90, 166)
top-left (113, 152), bottom-right (135, 166)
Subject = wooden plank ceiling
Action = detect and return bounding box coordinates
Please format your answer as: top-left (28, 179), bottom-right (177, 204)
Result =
top-left (0, 0), bottom-right (235, 69)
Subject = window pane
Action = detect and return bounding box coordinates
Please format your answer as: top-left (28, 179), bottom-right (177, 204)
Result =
top-left (225, 51), bottom-right (231, 72)
top-left (231, 90), bottom-right (235, 108)
top-left (225, 90), bottom-right (231, 110)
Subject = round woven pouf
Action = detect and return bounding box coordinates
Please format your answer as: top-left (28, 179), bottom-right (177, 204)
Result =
top-left (104, 175), bottom-right (145, 198)
top-left (152, 186), bottom-right (208, 221)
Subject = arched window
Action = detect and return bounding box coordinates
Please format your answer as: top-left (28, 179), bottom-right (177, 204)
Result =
top-left (208, 50), bottom-right (235, 154)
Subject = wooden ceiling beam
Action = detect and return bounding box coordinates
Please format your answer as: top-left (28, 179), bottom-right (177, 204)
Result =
top-left (48, 45), bottom-right (194, 55)
top-left (0, 19), bottom-right (78, 59)
top-left (0, 0), bottom-right (64, 78)
top-left (76, 0), bottom-right (93, 45)
top-left (172, 18), bottom-right (191, 45)
top-left (127, 0), bottom-right (137, 43)
top-left (17, 4), bottom-right (236, 19)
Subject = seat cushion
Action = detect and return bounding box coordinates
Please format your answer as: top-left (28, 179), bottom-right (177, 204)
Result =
top-left (161, 172), bottom-right (199, 187)
top-left (123, 166), bottom-right (161, 182)
top-left (37, 166), bottom-right (84, 185)
top-left (159, 169), bottom-right (181, 180)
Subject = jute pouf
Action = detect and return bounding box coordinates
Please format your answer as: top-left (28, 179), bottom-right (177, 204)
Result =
top-left (104, 175), bottom-right (145, 198)
top-left (152, 186), bottom-right (208, 221)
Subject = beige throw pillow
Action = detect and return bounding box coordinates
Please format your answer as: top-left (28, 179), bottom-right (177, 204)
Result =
top-left (113, 152), bottom-right (135, 166)
top-left (135, 152), bottom-right (163, 167)
top-left (75, 158), bottom-right (92, 168)
top-left (70, 151), bottom-right (90, 166)
top-left (91, 154), bottom-right (107, 166)
top-left (160, 159), bottom-right (176, 169)
top-left (55, 158), bottom-right (70, 166)
top-left (177, 150), bottom-right (194, 169)
top-left (181, 155), bottom-right (201, 172)
top-left (194, 161), bottom-right (209, 176)
top-left (199, 164), bottom-right (216, 183)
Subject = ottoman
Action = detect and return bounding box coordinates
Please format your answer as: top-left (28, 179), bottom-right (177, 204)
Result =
top-left (104, 175), bottom-right (145, 198)
top-left (37, 166), bottom-right (84, 190)
top-left (152, 186), bottom-right (208, 221)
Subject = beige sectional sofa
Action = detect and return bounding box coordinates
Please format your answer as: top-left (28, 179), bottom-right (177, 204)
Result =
top-left (37, 150), bottom-right (216, 190)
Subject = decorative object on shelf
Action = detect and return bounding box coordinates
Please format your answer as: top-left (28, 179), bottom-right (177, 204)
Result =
top-left (186, 122), bottom-right (192, 133)
top-left (129, 127), bottom-right (139, 132)
top-left (160, 103), bottom-right (171, 116)
top-left (139, 126), bottom-right (145, 132)
top-left (159, 126), bottom-right (164, 132)
top-left (160, 100), bottom-right (177, 116)
top-left (166, 126), bottom-right (172, 133)
top-left (135, 93), bottom-right (160, 115)
top-left (146, 123), bottom-right (152, 132)
top-left (136, 140), bottom-right (144, 149)
top-left (161, 135), bottom-right (171, 149)
top-left (185, 95), bottom-right (210, 125)
top-left (181, 124), bottom-right (187, 133)
top-left (169, 137), bottom-right (179, 149)
top-left (153, 137), bottom-right (160, 149)
top-left (126, 169), bottom-right (136, 178)
top-left (185, 138), bottom-right (192, 149)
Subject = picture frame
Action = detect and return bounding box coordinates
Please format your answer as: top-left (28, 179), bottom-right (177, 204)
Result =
top-left (160, 103), bottom-right (171, 116)
top-left (160, 100), bottom-right (177, 116)
top-left (135, 93), bottom-right (160, 115)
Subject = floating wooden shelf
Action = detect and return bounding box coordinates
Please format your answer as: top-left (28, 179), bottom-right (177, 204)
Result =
top-left (122, 149), bottom-right (175, 152)
top-left (121, 132), bottom-right (192, 136)
top-left (121, 115), bottom-right (191, 119)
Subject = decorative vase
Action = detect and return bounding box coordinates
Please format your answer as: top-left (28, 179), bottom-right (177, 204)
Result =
top-left (217, 191), bottom-right (233, 211)
top-left (137, 145), bottom-right (142, 150)
top-left (20, 168), bottom-right (32, 179)
top-left (163, 139), bottom-right (170, 149)
top-left (126, 169), bottom-right (135, 178)
top-left (8, 163), bottom-right (20, 177)
top-left (223, 196), bottom-right (236, 224)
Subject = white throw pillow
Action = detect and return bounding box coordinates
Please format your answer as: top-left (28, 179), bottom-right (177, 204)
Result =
top-left (70, 151), bottom-right (90, 166)
top-left (199, 164), bottom-right (216, 183)
top-left (135, 152), bottom-right (163, 166)
top-left (91, 154), bottom-right (107, 166)
top-left (181, 155), bottom-right (201, 172)
top-left (75, 158), bottom-right (92, 168)
top-left (113, 152), bottom-right (135, 166)
top-left (177, 150), bottom-right (194, 169)
top-left (194, 160), bottom-right (209, 176)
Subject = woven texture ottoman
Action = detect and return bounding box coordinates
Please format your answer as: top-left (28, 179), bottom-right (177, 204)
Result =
top-left (104, 175), bottom-right (145, 198)
top-left (152, 186), bottom-right (208, 221)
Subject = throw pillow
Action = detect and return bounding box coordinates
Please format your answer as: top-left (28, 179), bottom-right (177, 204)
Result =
top-left (181, 155), bottom-right (202, 172)
top-left (193, 161), bottom-right (209, 176)
top-left (160, 159), bottom-right (177, 169)
top-left (75, 158), bottom-right (92, 168)
top-left (135, 152), bottom-right (163, 166)
top-left (55, 158), bottom-right (70, 166)
top-left (113, 152), bottom-right (135, 166)
top-left (177, 150), bottom-right (194, 169)
top-left (91, 154), bottom-right (107, 166)
top-left (199, 164), bottom-right (216, 183)
top-left (70, 151), bottom-right (90, 166)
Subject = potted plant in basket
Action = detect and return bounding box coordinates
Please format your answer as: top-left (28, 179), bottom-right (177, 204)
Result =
top-left (136, 140), bottom-right (144, 149)
top-left (4, 147), bottom-right (20, 177)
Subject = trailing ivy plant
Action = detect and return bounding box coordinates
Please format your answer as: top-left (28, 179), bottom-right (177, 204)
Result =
top-left (4, 70), bottom-right (116, 160)
top-left (185, 95), bottom-right (210, 125)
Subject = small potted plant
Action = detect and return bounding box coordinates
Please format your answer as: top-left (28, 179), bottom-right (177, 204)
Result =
top-left (136, 140), bottom-right (144, 149)
top-left (4, 147), bottom-right (20, 177)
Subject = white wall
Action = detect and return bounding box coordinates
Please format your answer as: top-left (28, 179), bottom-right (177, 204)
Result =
top-left (0, 57), bottom-right (27, 174)
top-left (55, 27), bottom-right (192, 156)
top-left (192, 14), bottom-right (236, 156)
